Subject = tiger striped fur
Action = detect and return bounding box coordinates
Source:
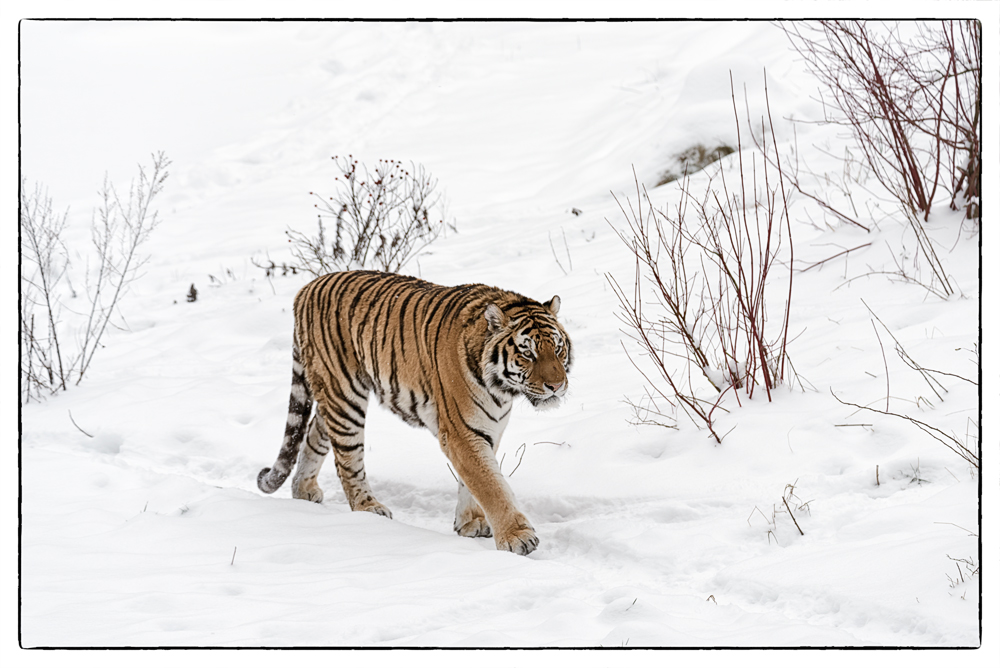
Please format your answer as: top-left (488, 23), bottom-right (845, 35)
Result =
top-left (257, 270), bottom-right (572, 555)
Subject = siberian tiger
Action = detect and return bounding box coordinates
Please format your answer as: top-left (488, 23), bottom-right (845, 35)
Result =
top-left (257, 270), bottom-right (572, 555)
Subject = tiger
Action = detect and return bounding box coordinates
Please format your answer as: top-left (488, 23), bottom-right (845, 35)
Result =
top-left (257, 270), bottom-right (572, 555)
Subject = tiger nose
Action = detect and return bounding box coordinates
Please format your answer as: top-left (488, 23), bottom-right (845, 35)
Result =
top-left (545, 381), bottom-right (563, 393)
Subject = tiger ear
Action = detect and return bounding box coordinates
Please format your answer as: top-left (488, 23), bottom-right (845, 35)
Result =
top-left (484, 304), bottom-right (508, 332)
top-left (543, 295), bottom-right (561, 316)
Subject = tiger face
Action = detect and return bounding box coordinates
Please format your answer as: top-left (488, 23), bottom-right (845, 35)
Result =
top-left (483, 296), bottom-right (572, 410)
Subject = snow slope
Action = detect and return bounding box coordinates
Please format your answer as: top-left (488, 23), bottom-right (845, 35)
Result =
top-left (14, 16), bottom-right (995, 655)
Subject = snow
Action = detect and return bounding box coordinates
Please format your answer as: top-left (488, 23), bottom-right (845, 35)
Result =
top-left (10, 7), bottom-right (998, 661)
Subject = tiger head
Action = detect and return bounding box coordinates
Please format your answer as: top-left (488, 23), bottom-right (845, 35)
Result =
top-left (482, 296), bottom-right (572, 410)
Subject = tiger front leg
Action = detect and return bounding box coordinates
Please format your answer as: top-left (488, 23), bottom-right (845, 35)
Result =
top-left (454, 481), bottom-right (492, 538)
top-left (441, 431), bottom-right (537, 555)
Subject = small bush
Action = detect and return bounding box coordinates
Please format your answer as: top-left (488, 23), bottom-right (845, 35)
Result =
top-left (782, 20), bottom-right (981, 298)
top-left (287, 156), bottom-right (453, 277)
top-left (20, 152), bottom-right (170, 402)
top-left (610, 77), bottom-right (793, 442)
top-left (784, 20), bottom-right (980, 221)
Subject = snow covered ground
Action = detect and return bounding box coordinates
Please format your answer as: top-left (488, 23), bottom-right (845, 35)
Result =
top-left (10, 9), bottom-right (998, 661)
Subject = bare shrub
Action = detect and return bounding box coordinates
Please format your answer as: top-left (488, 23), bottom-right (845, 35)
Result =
top-left (287, 156), bottom-right (453, 277)
top-left (609, 75), bottom-right (794, 442)
top-left (946, 554), bottom-right (980, 590)
top-left (20, 183), bottom-right (70, 397)
top-left (782, 20), bottom-right (982, 298)
top-left (784, 20), bottom-right (981, 219)
top-left (747, 481), bottom-right (811, 544)
top-left (20, 152), bottom-right (170, 403)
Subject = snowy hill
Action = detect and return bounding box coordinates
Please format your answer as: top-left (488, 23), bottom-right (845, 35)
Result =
top-left (16, 19), bottom-right (990, 652)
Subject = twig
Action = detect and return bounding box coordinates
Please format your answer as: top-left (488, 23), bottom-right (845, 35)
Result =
top-left (231, 547), bottom-right (237, 566)
top-left (863, 298), bottom-right (949, 402)
top-left (562, 227), bottom-right (573, 271)
top-left (831, 389), bottom-right (978, 468)
top-left (765, 69), bottom-right (795, 386)
top-left (782, 496), bottom-right (805, 535)
top-left (250, 253), bottom-right (279, 295)
top-left (934, 522), bottom-right (978, 537)
top-left (548, 230), bottom-right (568, 275)
top-left (68, 410), bottom-right (93, 438)
top-left (872, 320), bottom-right (890, 412)
top-left (903, 361), bottom-right (976, 387)
top-left (747, 505), bottom-right (770, 526)
top-left (508, 443), bottom-right (527, 477)
top-left (788, 185), bottom-right (871, 232)
top-left (798, 243), bottom-right (872, 272)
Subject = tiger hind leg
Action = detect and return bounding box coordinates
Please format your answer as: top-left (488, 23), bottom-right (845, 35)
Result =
top-left (317, 401), bottom-right (393, 519)
top-left (454, 481), bottom-right (492, 537)
top-left (290, 413), bottom-right (330, 503)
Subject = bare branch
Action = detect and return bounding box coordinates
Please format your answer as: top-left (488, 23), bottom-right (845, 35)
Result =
top-left (782, 495), bottom-right (805, 535)
top-left (831, 389), bottom-right (978, 469)
top-left (68, 410), bottom-right (93, 438)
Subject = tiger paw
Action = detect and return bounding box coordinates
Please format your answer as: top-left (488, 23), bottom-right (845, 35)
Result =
top-left (495, 524), bottom-right (538, 555)
top-left (357, 501), bottom-right (393, 519)
top-left (292, 483), bottom-right (324, 504)
top-left (455, 517), bottom-right (492, 538)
